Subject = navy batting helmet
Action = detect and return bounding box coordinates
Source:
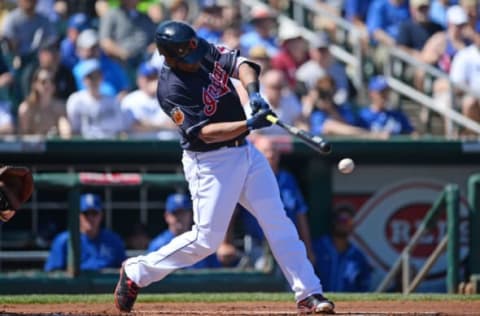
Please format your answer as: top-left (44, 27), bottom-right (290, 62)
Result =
top-left (155, 20), bottom-right (208, 65)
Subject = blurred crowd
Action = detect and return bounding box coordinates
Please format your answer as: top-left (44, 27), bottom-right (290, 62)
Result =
top-left (0, 0), bottom-right (478, 139)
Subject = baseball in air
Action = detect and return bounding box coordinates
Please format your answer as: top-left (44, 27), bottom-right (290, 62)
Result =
top-left (338, 158), bottom-right (355, 174)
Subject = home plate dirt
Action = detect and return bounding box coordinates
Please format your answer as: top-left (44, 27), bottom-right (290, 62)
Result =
top-left (2, 300), bottom-right (480, 315)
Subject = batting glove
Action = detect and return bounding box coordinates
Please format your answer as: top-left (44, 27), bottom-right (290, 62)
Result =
top-left (249, 92), bottom-right (270, 115)
top-left (246, 109), bottom-right (276, 130)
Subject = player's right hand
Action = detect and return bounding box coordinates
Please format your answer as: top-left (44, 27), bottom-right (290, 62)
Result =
top-left (249, 92), bottom-right (270, 115)
top-left (246, 109), bottom-right (276, 130)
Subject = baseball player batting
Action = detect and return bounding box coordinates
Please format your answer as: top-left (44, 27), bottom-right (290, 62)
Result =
top-left (114, 20), bottom-right (335, 315)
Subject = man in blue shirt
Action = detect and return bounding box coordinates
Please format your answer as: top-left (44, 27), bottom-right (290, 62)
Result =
top-left (44, 193), bottom-right (126, 272)
top-left (359, 76), bottom-right (414, 135)
top-left (313, 206), bottom-right (372, 292)
top-left (367, 0), bottom-right (411, 46)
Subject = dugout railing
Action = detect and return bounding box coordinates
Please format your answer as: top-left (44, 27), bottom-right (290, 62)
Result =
top-left (375, 173), bottom-right (480, 295)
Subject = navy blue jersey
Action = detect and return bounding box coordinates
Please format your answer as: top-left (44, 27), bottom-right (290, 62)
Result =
top-left (157, 44), bottom-right (252, 152)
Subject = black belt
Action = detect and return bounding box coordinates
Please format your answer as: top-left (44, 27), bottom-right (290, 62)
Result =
top-left (225, 138), bottom-right (247, 148)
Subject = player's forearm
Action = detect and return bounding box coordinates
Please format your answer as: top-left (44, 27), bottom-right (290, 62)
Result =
top-left (238, 62), bottom-right (260, 92)
top-left (198, 121), bottom-right (249, 144)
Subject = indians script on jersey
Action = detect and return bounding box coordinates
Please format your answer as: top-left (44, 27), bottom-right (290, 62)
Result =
top-left (202, 61), bottom-right (231, 116)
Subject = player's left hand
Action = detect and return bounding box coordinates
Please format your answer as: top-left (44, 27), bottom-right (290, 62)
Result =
top-left (249, 92), bottom-right (270, 115)
top-left (246, 109), bottom-right (276, 130)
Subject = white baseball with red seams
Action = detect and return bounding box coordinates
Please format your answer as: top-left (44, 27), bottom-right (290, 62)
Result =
top-left (338, 158), bottom-right (355, 174)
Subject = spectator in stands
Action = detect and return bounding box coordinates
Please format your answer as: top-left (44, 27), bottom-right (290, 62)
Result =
top-left (98, 0), bottom-right (156, 69)
top-left (395, 0), bottom-right (444, 60)
top-left (429, 0), bottom-right (458, 28)
top-left (359, 76), bottom-right (414, 135)
top-left (148, 193), bottom-right (240, 268)
top-left (17, 68), bottom-right (71, 138)
top-left (21, 39), bottom-right (76, 102)
top-left (1, 0), bottom-right (57, 67)
top-left (236, 136), bottom-right (315, 270)
top-left (271, 23), bottom-right (309, 89)
top-left (167, 0), bottom-right (190, 22)
top-left (67, 59), bottom-right (128, 139)
top-left (146, 1), bottom-right (165, 24)
top-left (73, 29), bottom-right (130, 99)
top-left (248, 45), bottom-right (272, 74)
top-left (312, 205), bottom-right (372, 292)
top-left (60, 13), bottom-right (90, 68)
top-left (121, 62), bottom-right (177, 140)
top-left (240, 5), bottom-right (279, 57)
top-left (195, 0), bottom-right (226, 45)
top-left (244, 69), bottom-right (303, 135)
top-left (366, 0), bottom-right (411, 46)
top-left (449, 23), bottom-right (480, 134)
top-left (344, 0), bottom-right (372, 27)
top-left (44, 193), bottom-right (126, 272)
top-left (296, 31), bottom-right (351, 104)
top-left (422, 5), bottom-right (469, 125)
top-left (305, 72), bottom-right (381, 137)
top-left (421, 5), bottom-right (469, 73)
top-left (221, 23), bottom-right (243, 51)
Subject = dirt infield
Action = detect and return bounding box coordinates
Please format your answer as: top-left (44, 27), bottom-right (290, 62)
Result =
top-left (2, 300), bottom-right (480, 316)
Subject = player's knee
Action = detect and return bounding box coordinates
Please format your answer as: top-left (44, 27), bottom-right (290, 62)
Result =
top-left (193, 229), bottom-right (225, 257)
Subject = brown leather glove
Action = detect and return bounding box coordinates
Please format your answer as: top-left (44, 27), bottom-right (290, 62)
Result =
top-left (0, 166), bottom-right (33, 222)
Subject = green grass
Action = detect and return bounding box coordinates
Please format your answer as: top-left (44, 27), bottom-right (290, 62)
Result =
top-left (1, 293), bottom-right (480, 304)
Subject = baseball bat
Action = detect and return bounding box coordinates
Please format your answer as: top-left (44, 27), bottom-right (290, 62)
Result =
top-left (266, 115), bottom-right (332, 155)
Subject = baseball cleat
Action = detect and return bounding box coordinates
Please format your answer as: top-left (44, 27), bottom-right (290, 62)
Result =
top-left (114, 264), bottom-right (139, 312)
top-left (297, 294), bottom-right (335, 314)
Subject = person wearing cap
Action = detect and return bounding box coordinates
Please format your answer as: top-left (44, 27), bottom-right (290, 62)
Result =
top-left (240, 5), bottom-right (280, 58)
top-left (120, 62), bottom-right (177, 140)
top-left (67, 58), bottom-right (129, 139)
top-left (60, 13), bottom-right (90, 68)
top-left (395, 0), bottom-right (444, 59)
top-left (358, 75), bottom-right (414, 135)
top-left (312, 205), bottom-right (372, 292)
top-left (271, 22), bottom-right (309, 89)
top-left (420, 5), bottom-right (470, 128)
top-left (73, 28), bottom-right (130, 99)
top-left (147, 193), bottom-right (237, 269)
top-left (296, 31), bottom-right (351, 104)
top-left (44, 193), bottom-right (126, 272)
top-left (421, 5), bottom-right (469, 71)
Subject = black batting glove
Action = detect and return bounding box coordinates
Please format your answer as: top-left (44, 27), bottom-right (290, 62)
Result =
top-left (246, 109), bottom-right (276, 130)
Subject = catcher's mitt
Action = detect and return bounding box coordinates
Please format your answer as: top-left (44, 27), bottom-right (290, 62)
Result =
top-left (0, 166), bottom-right (33, 222)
